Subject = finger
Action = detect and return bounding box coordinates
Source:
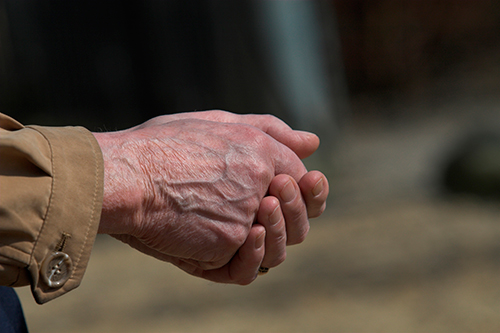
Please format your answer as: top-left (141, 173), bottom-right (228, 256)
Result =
top-left (147, 110), bottom-right (321, 159)
top-left (200, 224), bottom-right (266, 285)
top-left (257, 196), bottom-right (287, 268)
top-left (182, 110), bottom-right (321, 159)
top-left (268, 174), bottom-right (309, 245)
top-left (241, 115), bottom-right (320, 159)
top-left (299, 171), bottom-right (329, 218)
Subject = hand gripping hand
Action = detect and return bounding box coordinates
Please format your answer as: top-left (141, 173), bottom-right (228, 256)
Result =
top-left (93, 110), bottom-right (329, 284)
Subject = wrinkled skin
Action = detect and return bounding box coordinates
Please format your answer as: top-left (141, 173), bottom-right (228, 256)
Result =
top-left (93, 110), bottom-right (329, 284)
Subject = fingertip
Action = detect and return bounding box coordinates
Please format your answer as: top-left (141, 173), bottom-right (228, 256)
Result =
top-left (312, 177), bottom-right (325, 197)
top-left (294, 131), bottom-right (320, 159)
top-left (296, 130), bottom-right (320, 144)
top-left (233, 224), bottom-right (265, 284)
top-left (269, 175), bottom-right (300, 204)
top-left (300, 171), bottom-right (328, 194)
top-left (258, 196), bottom-right (281, 221)
top-left (299, 171), bottom-right (329, 219)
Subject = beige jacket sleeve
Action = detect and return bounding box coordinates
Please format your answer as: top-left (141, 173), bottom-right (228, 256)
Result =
top-left (0, 113), bottom-right (104, 304)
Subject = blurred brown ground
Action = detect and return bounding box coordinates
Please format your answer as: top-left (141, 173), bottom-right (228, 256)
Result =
top-left (16, 1), bottom-right (500, 332)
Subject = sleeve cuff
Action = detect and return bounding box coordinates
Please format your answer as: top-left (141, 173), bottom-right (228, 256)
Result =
top-left (26, 125), bottom-right (104, 304)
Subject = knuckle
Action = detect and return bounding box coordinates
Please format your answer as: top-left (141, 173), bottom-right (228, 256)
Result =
top-left (288, 223), bottom-right (310, 245)
top-left (246, 128), bottom-right (265, 144)
top-left (267, 252), bottom-right (287, 268)
top-left (212, 109), bottom-right (231, 119)
top-left (272, 231), bottom-right (287, 245)
top-left (251, 161), bottom-right (273, 183)
top-left (221, 224), bottom-right (249, 254)
top-left (261, 114), bottom-right (279, 123)
top-left (221, 237), bottom-right (244, 257)
top-left (198, 225), bottom-right (248, 265)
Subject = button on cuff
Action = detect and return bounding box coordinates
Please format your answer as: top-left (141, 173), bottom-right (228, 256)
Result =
top-left (40, 252), bottom-right (73, 288)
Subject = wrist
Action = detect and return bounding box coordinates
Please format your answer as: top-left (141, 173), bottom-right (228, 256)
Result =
top-left (92, 132), bottom-right (142, 235)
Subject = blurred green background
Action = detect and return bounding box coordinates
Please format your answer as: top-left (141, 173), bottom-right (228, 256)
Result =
top-left (3, 0), bottom-right (500, 332)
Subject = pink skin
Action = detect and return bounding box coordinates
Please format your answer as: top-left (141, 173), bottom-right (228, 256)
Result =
top-left (93, 110), bottom-right (329, 284)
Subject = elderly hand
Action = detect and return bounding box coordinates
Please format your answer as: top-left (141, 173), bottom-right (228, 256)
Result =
top-left (93, 110), bottom-right (328, 284)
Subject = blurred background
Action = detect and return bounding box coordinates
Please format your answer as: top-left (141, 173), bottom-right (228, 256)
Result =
top-left (3, 0), bottom-right (500, 331)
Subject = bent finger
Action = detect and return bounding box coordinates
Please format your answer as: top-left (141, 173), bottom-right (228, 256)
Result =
top-left (200, 225), bottom-right (266, 285)
top-left (257, 196), bottom-right (287, 268)
top-left (239, 114), bottom-right (320, 159)
top-left (299, 171), bottom-right (329, 218)
top-left (150, 110), bottom-right (320, 159)
top-left (269, 175), bottom-right (310, 245)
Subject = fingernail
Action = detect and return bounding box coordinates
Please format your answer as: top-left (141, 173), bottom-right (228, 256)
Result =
top-left (312, 178), bottom-right (324, 197)
top-left (269, 206), bottom-right (281, 226)
top-left (255, 231), bottom-right (266, 249)
top-left (296, 130), bottom-right (318, 140)
top-left (280, 181), bottom-right (296, 203)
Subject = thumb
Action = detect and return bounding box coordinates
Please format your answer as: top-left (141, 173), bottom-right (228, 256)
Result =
top-left (287, 130), bottom-right (320, 159)
top-left (245, 115), bottom-right (320, 159)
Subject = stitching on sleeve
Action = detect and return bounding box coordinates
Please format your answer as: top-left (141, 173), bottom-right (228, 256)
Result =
top-left (26, 128), bottom-right (56, 269)
top-left (71, 128), bottom-right (101, 280)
